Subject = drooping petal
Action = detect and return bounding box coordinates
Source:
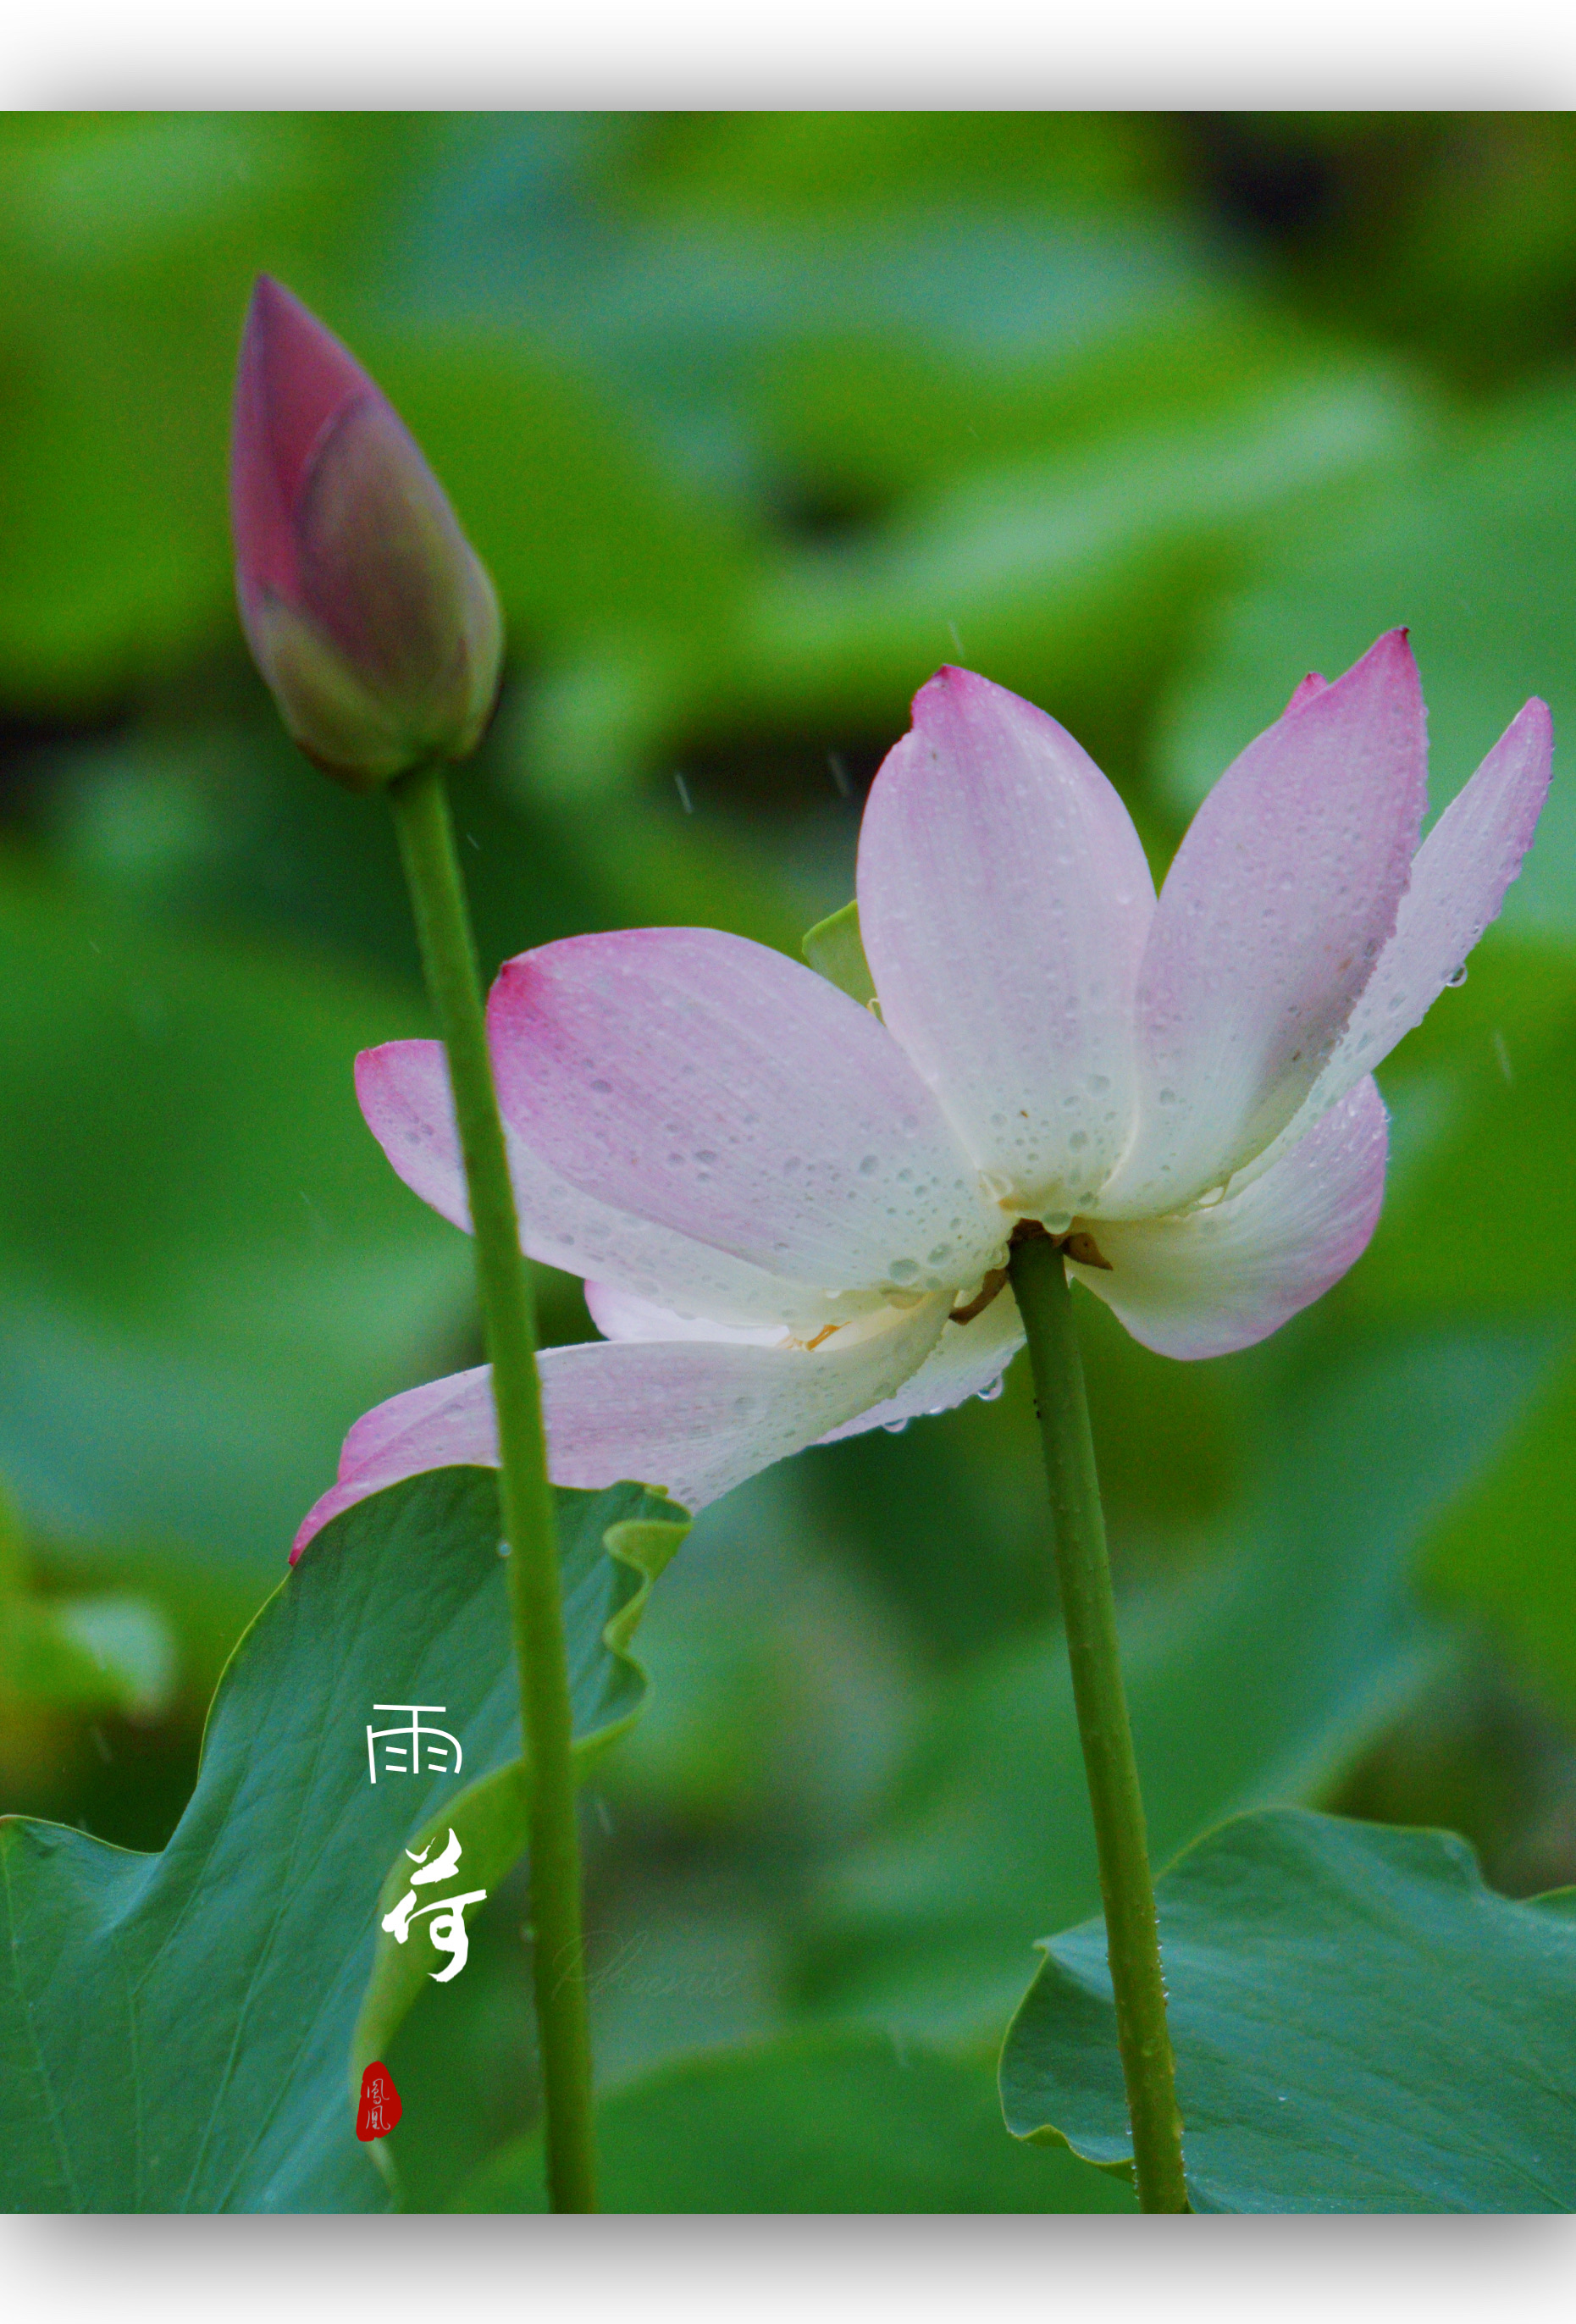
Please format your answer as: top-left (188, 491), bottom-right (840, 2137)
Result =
top-left (816, 1283), bottom-right (1026, 1443)
top-left (857, 666), bottom-right (1156, 1218)
top-left (536, 1297), bottom-right (949, 1511)
top-left (356, 1041), bottom-right (473, 1230)
top-left (486, 929), bottom-right (1007, 1303)
top-left (1073, 1077), bottom-right (1389, 1360)
top-left (1099, 633), bottom-right (1426, 1218)
top-left (583, 1281), bottom-right (790, 1347)
top-left (290, 1297), bottom-right (949, 1555)
top-left (1262, 696), bottom-right (1552, 1155)
top-left (291, 1364), bottom-right (495, 1559)
top-left (357, 1038), bottom-right (868, 1335)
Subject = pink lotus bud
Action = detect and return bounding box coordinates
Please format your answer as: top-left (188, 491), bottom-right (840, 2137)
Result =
top-left (230, 276), bottom-right (503, 793)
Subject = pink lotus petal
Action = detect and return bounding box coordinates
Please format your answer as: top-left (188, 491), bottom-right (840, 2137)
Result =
top-left (1283, 672), bottom-right (1329, 714)
top-left (291, 1298), bottom-right (949, 1554)
top-left (1100, 632), bottom-right (1426, 1217)
top-left (817, 1281), bottom-right (1026, 1443)
top-left (357, 1037), bottom-right (885, 1335)
top-left (858, 666), bottom-right (1155, 1217)
top-left (1284, 696), bottom-right (1552, 1139)
top-left (1074, 1077), bottom-right (1389, 1359)
top-left (357, 1042), bottom-right (473, 1231)
top-left (539, 1298), bottom-right (948, 1511)
top-left (583, 1281), bottom-right (790, 1346)
top-left (486, 928), bottom-right (1006, 1303)
top-left (291, 1364), bottom-right (495, 1559)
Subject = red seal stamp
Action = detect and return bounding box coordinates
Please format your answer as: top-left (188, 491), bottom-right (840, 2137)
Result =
top-left (356, 2061), bottom-right (402, 2141)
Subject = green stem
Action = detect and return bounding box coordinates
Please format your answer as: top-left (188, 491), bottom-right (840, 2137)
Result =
top-left (389, 761), bottom-right (597, 2214)
top-left (1008, 1230), bottom-right (1188, 2214)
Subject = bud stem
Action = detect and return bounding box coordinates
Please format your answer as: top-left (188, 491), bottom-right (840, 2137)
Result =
top-left (1007, 1231), bottom-right (1188, 2213)
top-left (389, 761), bottom-right (597, 2214)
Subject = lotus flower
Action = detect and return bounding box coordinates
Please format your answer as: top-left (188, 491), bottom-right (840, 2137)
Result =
top-left (293, 634), bottom-right (1550, 1554)
top-left (231, 276), bottom-right (502, 791)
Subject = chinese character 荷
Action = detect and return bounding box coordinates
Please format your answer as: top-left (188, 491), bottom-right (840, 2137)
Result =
top-left (379, 1827), bottom-right (487, 1984)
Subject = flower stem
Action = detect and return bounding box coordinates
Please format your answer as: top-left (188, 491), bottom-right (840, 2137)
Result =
top-left (389, 761), bottom-right (597, 2214)
top-left (1007, 1228), bottom-right (1188, 2214)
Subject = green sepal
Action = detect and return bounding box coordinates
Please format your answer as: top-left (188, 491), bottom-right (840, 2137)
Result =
top-left (801, 899), bottom-right (877, 1007)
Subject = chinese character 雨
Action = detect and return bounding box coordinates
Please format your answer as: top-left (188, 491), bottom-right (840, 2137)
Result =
top-left (380, 1827), bottom-right (487, 1984)
top-left (366, 1704), bottom-right (462, 1784)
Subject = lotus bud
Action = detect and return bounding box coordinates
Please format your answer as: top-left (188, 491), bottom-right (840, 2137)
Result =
top-left (230, 275), bottom-right (503, 793)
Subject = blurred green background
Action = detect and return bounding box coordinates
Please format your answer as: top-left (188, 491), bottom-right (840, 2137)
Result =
top-left (4, 110), bottom-right (1576, 2211)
